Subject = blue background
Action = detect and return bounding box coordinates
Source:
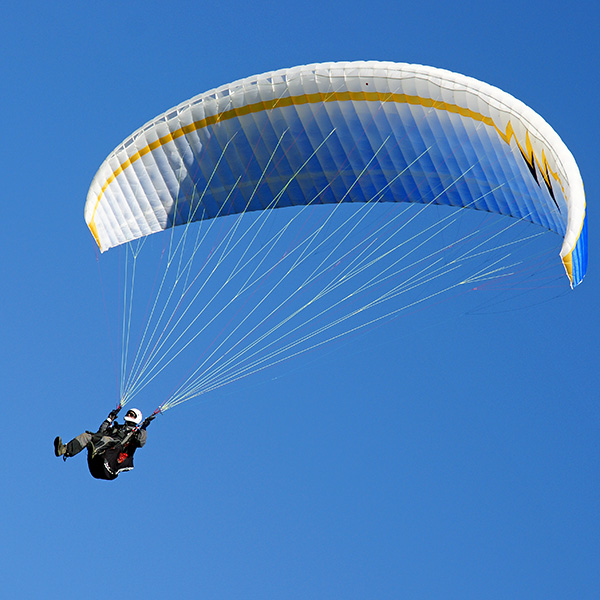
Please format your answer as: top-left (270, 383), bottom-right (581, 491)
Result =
top-left (1, 1), bottom-right (598, 598)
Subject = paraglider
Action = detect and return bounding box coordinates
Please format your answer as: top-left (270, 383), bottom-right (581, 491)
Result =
top-left (61, 61), bottom-right (585, 476)
top-left (54, 407), bottom-right (156, 480)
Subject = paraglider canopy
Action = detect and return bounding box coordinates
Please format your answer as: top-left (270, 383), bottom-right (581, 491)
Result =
top-left (85, 61), bottom-right (586, 287)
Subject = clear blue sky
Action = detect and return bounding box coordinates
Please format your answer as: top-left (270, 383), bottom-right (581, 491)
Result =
top-left (2, 1), bottom-right (598, 598)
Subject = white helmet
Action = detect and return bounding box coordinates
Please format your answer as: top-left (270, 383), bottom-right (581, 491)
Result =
top-left (124, 408), bottom-right (143, 425)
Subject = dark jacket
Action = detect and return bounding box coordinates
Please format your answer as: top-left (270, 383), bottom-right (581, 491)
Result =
top-left (87, 420), bottom-right (147, 480)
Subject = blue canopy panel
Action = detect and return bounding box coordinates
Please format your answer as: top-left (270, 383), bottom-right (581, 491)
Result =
top-left (565, 212), bottom-right (587, 287)
top-left (151, 99), bottom-right (570, 268)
